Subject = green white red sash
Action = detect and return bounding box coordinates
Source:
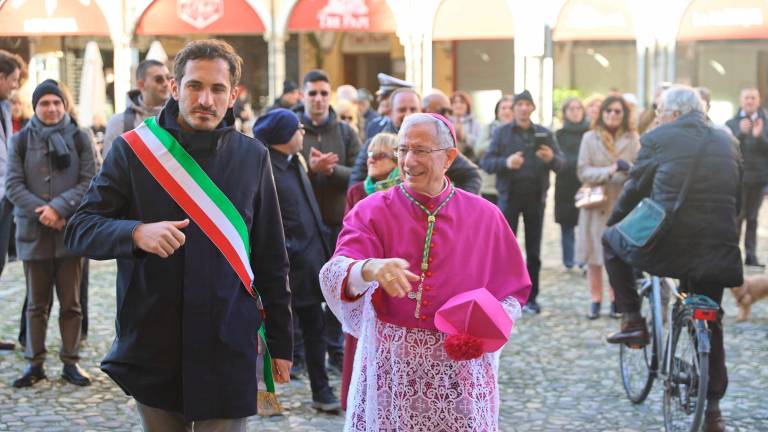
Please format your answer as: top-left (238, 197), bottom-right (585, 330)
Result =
top-left (122, 118), bottom-right (277, 395)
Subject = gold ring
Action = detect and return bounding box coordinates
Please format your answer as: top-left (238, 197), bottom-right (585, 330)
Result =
top-left (384, 273), bottom-right (396, 282)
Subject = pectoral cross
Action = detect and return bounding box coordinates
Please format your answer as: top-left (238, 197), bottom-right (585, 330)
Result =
top-left (408, 283), bottom-right (423, 318)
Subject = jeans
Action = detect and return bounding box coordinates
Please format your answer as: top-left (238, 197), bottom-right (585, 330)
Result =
top-left (560, 224), bottom-right (576, 268)
top-left (603, 238), bottom-right (728, 400)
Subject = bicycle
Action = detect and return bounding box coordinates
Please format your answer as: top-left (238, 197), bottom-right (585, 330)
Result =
top-left (618, 274), bottom-right (720, 432)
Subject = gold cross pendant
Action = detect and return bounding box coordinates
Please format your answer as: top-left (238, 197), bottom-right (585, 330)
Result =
top-left (408, 283), bottom-right (423, 318)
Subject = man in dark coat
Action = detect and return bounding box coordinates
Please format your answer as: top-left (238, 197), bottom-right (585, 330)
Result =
top-left (349, 88), bottom-right (483, 195)
top-left (481, 90), bottom-right (564, 314)
top-left (296, 69), bottom-right (360, 371)
top-left (253, 108), bottom-right (340, 413)
top-left (8, 79), bottom-right (95, 388)
top-left (64, 40), bottom-right (293, 430)
top-left (603, 86), bottom-right (742, 432)
top-left (726, 87), bottom-right (768, 267)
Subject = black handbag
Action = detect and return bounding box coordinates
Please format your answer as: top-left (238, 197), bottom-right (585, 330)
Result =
top-left (615, 131), bottom-right (711, 250)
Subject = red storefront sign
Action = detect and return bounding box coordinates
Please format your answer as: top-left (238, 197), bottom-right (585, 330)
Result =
top-left (678, 0), bottom-right (768, 41)
top-left (287, 0), bottom-right (396, 32)
top-left (135, 0), bottom-right (265, 35)
top-left (0, 0), bottom-right (110, 36)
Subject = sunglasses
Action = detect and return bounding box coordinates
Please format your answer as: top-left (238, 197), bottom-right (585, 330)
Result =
top-left (152, 74), bottom-right (172, 85)
top-left (368, 151), bottom-right (394, 161)
top-left (340, 115), bottom-right (354, 121)
top-left (308, 90), bottom-right (329, 97)
top-left (438, 107), bottom-right (453, 116)
top-left (604, 108), bottom-right (623, 115)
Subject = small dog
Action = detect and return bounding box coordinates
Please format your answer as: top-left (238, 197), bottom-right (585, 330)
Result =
top-left (731, 274), bottom-right (768, 321)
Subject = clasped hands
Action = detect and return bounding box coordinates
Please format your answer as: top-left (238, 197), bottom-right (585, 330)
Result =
top-left (739, 117), bottom-right (764, 138)
top-left (361, 258), bottom-right (420, 298)
top-left (35, 205), bottom-right (65, 231)
top-left (309, 147), bottom-right (338, 176)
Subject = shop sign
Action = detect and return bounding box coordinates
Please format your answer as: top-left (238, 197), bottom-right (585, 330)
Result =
top-left (288, 0), bottom-right (396, 33)
top-left (691, 8), bottom-right (763, 28)
top-left (177, 0), bottom-right (224, 30)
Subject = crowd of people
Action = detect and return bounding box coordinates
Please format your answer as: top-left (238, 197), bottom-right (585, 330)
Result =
top-left (0, 38), bottom-right (765, 432)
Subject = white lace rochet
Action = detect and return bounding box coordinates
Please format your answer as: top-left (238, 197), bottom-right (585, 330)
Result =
top-left (320, 256), bottom-right (522, 432)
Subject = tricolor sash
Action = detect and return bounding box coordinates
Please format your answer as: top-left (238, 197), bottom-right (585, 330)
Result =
top-left (122, 118), bottom-right (280, 403)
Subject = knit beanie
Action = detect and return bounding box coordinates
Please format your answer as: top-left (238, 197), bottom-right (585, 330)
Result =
top-left (32, 79), bottom-right (66, 109)
top-left (252, 108), bottom-right (301, 146)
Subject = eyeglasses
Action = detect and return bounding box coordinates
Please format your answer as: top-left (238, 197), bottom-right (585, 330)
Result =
top-left (396, 147), bottom-right (450, 158)
top-left (604, 108), bottom-right (623, 115)
top-left (367, 151), bottom-right (394, 161)
top-left (437, 107), bottom-right (453, 116)
top-left (340, 115), bottom-right (354, 121)
top-left (308, 90), bottom-right (329, 97)
top-left (152, 75), bottom-right (172, 85)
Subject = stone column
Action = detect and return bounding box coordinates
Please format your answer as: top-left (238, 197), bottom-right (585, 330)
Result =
top-left (266, 32), bottom-right (287, 104)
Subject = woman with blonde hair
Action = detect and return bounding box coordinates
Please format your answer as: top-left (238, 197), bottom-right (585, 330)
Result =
top-left (576, 96), bottom-right (640, 319)
top-left (340, 132), bottom-right (399, 410)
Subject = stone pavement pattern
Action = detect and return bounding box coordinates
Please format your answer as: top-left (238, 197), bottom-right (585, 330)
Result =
top-left (0, 195), bottom-right (767, 431)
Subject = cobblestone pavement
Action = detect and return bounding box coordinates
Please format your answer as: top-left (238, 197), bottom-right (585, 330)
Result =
top-left (1, 194), bottom-right (766, 431)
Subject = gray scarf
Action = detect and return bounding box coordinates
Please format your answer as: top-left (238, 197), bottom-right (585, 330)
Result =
top-left (29, 113), bottom-right (78, 170)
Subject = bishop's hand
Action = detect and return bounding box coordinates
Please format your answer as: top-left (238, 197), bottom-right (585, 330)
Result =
top-left (362, 258), bottom-right (419, 298)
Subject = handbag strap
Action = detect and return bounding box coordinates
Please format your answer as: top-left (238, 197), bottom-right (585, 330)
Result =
top-left (672, 127), bottom-right (712, 214)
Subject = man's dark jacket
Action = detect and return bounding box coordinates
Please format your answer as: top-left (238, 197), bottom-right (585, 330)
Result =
top-left (64, 99), bottom-right (292, 421)
top-left (268, 148), bottom-right (330, 307)
top-left (554, 119), bottom-right (589, 226)
top-left (349, 118), bottom-right (483, 195)
top-left (604, 111), bottom-right (743, 287)
top-left (725, 107), bottom-right (768, 185)
top-left (481, 121), bottom-right (564, 210)
top-left (296, 107), bottom-right (360, 229)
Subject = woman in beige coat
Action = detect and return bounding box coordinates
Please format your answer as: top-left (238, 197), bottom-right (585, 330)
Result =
top-left (576, 96), bottom-right (640, 319)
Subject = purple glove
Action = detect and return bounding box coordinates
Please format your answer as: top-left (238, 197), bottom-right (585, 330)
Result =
top-left (615, 159), bottom-right (631, 172)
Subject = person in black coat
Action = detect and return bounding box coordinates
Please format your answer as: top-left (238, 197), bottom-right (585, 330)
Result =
top-left (481, 90), bottom-right (565, 313)
top-left (554, 98), bottom-right (590, 269)
top-left (64, 40), bottom-right (293, 428)
top-left (349, 88), bottom-right (483, 195)
top-left (725, 88), bottom-right (768, 266)
top-left (252, 109), bottom-right (340, 413)
top-left (603, 86), bottom-right (742, 432)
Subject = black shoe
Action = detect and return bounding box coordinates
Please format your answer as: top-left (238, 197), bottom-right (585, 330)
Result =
top-left (62, 363), bottom-right (92, 386)
top-left (290, 360), bottom-right (307, 380)
top-left (312, 388), bottom-right (341, 413)
top-left (587, 302), bottom-right (600, 320)
top-left (606, 314), bottom-right (649, 345)
top-left (523, 301), bottom-right (541, 314)
top-left (0, 340), bottom-right (14, 350)
top-left (745, 255), bottom-right (765, 268)
top-left (609, 302), bottom-right (622, 319)
top-left (13, 365), bottom-right (46, 388)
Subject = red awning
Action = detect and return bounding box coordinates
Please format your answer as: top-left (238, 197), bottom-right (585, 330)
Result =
top-left (135, 0), bottom-right (265, 35)
top-left (432, 0), bottom-right (514, 41)
top-left (287, 0), bottom-right (396, 33)
top-left (0, 0), bottom-right (110, 36)
top-left (552, 0), bottom-right (636, 41)
top-left (678, 0), bottom-right (768, 41)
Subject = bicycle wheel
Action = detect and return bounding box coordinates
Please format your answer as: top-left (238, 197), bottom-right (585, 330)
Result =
top-left (619, 282), bottom-right (656, 403)
top-left (663, 312), bottom-right (709, 432)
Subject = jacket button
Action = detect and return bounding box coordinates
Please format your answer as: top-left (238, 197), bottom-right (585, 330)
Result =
top-left (424, 285), bottom-right (431, 291)
top-left (428, 257), bottom-right (434, 263)
top-left (422, 300), bottom-right (428, 306)
top-left (430, 242), bottom-right (435, 249)
top-left (426, 271), bottom-right (433, 277)
top-left (420, 315), bottom-right (427, 321)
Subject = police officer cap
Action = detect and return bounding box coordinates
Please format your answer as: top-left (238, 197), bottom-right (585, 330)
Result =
top-left (377, 73), bottom-right (414, 97)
